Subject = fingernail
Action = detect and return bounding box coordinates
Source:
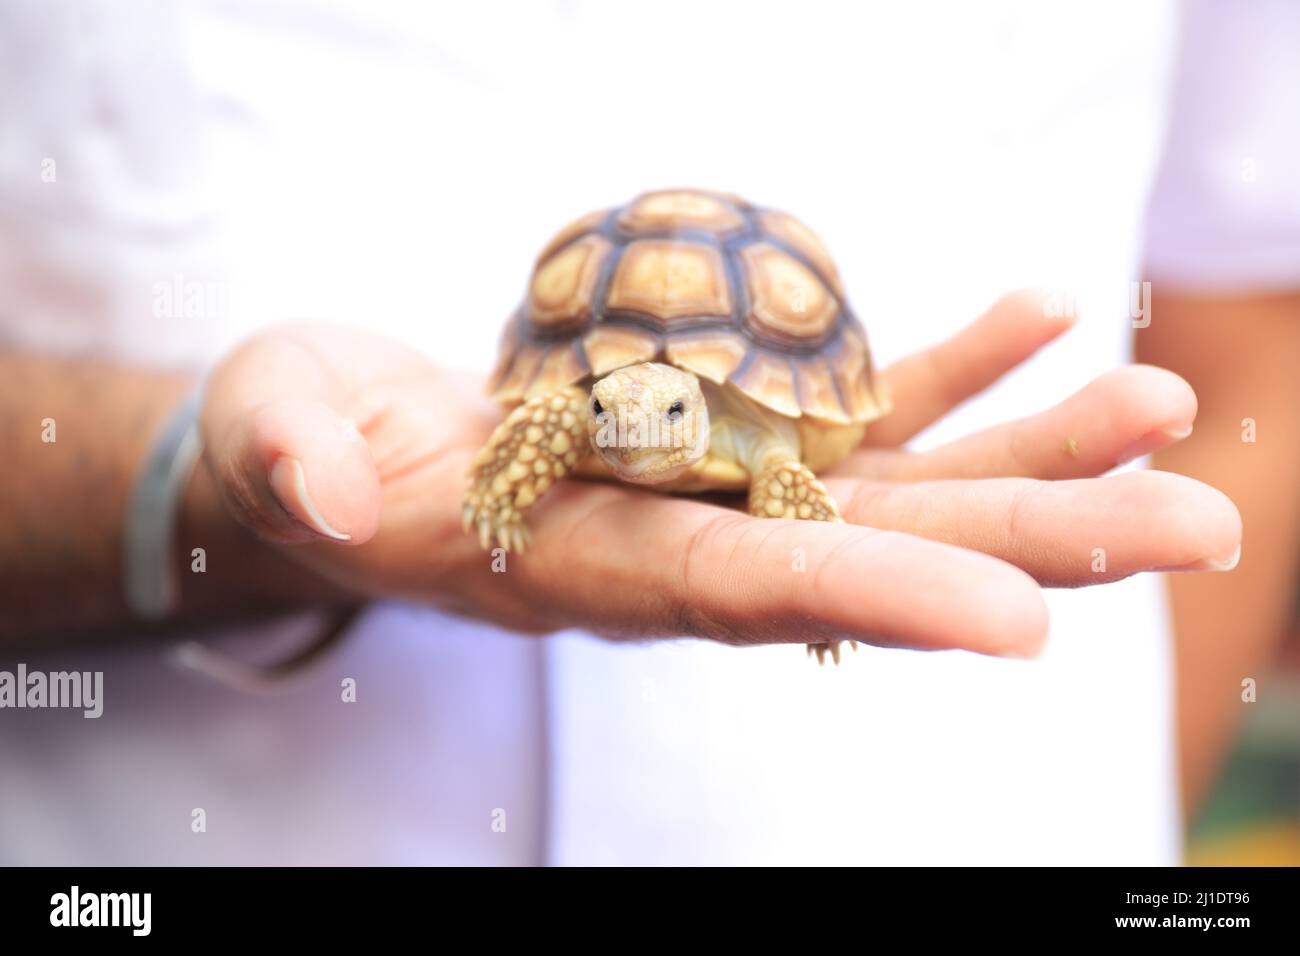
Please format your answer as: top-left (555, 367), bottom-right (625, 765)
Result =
top-left (1160, 545), bottom-right (1241, 573)
top-left (268, 456), bottom-right (351, 541)
top-left (1116, 425), bottom-right (1193, 466)
top-left (1192, 545), bottom-right (1241, 572)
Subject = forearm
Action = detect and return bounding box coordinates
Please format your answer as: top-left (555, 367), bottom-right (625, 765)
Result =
top-left (1136, 291), bottom-right (1300, 815)
top-left (0, 351), bottom-right (340, 651)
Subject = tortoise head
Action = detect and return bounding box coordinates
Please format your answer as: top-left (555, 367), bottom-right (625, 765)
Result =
top-left (587, 362), bottom-right (709, 484)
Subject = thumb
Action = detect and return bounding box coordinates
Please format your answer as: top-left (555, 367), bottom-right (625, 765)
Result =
top-left (201, 332), bottom-right (383, 546)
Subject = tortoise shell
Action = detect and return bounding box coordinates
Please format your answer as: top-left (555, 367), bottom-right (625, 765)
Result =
top-left (489, 188), bottom-right (888, 427)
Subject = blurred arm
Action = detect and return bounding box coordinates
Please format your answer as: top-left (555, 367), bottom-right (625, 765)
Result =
top-left (1136, 291), bottom-right (1300, 814)
top-left (0, 351), bottom-right (333, 651)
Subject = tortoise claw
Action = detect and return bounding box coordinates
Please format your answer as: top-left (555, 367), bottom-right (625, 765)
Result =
top-left (806, 640), bottom-right (856, 665)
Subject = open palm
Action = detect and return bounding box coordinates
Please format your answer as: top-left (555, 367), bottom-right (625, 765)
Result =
top-left (199, 291), bottom-right (1240, 659)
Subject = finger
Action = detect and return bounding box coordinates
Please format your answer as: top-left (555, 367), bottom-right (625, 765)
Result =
top-left (471, 483), bottom-right (1049, 658)
top-left (200, 327), bottom-right (383, 545)
top-left (850, 365), bottom-right (1198, 481)
top-left (829, 471), bottom-right (1242, 587)
top-left (864, 288), bottom-right (1075, 447)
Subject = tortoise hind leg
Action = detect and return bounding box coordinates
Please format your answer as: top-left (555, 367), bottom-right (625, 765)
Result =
top-left (747, 452), bottom-right (857, 666)
top-left (463, 386), bottom-right (589, 552)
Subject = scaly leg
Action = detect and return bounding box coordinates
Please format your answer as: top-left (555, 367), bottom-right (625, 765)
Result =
top-left (462, 386), bottom-right (589, 552)
top-left (747, 453), bottom-right (857, 666)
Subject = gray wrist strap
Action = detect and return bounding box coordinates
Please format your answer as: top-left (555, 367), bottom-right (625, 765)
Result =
top-left (123, 384), bottom-right (204, 619)
top-left (124, 380), bottom-right (360, 690)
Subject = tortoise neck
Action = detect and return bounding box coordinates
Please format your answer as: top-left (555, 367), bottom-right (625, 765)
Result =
top-left (698, 380), bottom-right (800, 474)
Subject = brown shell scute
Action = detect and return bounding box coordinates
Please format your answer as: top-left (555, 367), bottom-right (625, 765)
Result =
top-left (582, 324), bottom-right (659, 376)
top-left (607, 240), bottom-right (733, 323)
top-left (727, 352), bottom-right (801, 419)
top-left (793, 355), bottom-right (853, 425)
top-left (740, 242), bottom-right (837, 341)
top-left (826, 324), bottom-right (880, 421)
top-left (757, 210), bottom-right (844, 295)
top-left (664, 328), bottom-right (749, 385)
top-left (535, 209), bottom-right (608, 266)
top-left (617, 189), bottom-right (746, 236)
top-left (528, 235), bottom-right (611, 327)
top-left (490, 188), bottom-right (886, 426)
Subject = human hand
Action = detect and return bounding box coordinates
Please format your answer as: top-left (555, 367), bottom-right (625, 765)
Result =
top-left (197, 291), bottom-right (1240, 658)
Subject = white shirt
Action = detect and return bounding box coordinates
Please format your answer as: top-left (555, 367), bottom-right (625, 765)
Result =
top-left (0, 0), bottom-right (1295, 864)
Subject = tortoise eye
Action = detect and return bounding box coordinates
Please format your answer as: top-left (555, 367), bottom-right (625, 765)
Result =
top-left (667, 400), bottom-right (684, 422)
top-left (592, 399), bottom-right (604, 417)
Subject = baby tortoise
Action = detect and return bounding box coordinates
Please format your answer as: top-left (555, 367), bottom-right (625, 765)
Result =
top-left (464, 189), bottom-right (891, 663)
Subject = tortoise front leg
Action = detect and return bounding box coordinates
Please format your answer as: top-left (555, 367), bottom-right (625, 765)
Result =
top-left (747, 451), bottom-right (856, 665)
top-left (462, 386), bottom-right (589, 553)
